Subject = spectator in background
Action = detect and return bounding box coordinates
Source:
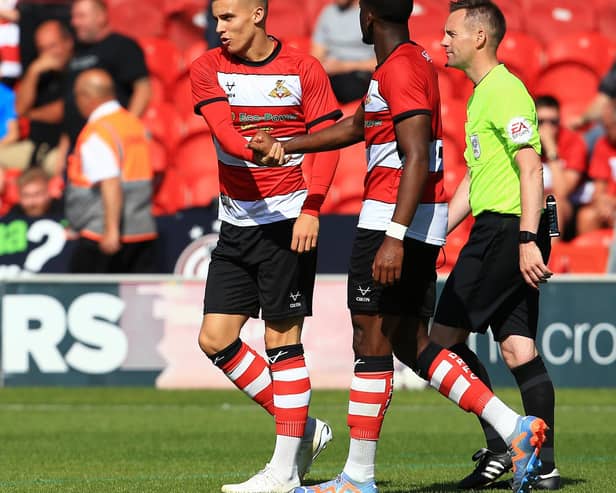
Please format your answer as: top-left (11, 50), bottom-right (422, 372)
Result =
top-left (0, 0), bottom-right (72, 72)
top-left (311, 0), bottom-right (375, 103)
top-left (569, 59), bottom-right (616, 153)
top-left (66, 68), bottom-right (156, 274)
top-left (576, 100), bottom-right (616, 236)
top-left (8, 166), bottom-right (63, 218)
top-left (0, 0), bottom-right (21, 86)
top-left (57, 0), bottom-right (151, 174)
top-left (536, 95), bottom-right (589, 238)
top-left (0, 20), bottom-right (73, 177)
top-left (0, 79), bottom-right (18, 146)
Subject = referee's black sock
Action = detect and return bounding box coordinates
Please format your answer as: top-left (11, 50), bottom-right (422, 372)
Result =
top-left (449, 343), bottom-right (508, 454)
top-left (511, 355), bottom-right (555, 473)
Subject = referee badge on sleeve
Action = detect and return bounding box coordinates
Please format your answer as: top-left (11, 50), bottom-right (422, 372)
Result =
top-left (471, 134), bottom-right (481, 159)
top-left (507, 117), bottom-right (533, 144)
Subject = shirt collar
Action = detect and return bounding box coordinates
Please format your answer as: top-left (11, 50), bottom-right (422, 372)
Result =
top-left (89, 100), bottom-right (122, 122)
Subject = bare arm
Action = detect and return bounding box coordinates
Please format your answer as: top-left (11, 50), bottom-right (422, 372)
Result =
top-left (0, 120), bottom-right (19, 146)
top-left (127, 77), bottom-right (151, 117)
top-left (447, 169), bottom-right (472, 233)
top-left (285, 104), bottom-right (364, 153)
top-left (99, 176), bottom-right (123, 254)
top-left (372, 114), bottom-right (432, 285)
top-left (568, 93), bottom-right (611, 129)
top-left (517, 146), bottom-right (551, 288)
top-left (26, 100), bottom-right (63, 123)
top-left (0, 8), bottom-right (19, 22)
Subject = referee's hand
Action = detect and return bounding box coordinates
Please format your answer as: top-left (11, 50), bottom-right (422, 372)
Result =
top-left (372, 236), bottom-right (403, 286)
top-left (519, 243), bottom-right (552, 289)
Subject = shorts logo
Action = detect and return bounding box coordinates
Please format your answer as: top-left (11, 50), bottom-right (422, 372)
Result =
top-left (507, 117), bottom-right (533, 145)
top-left (269, 80), bottom-right (292, 99)
top-left (356, 285), bottom-right (371, 303)
top-left (470, 134), bottom-right (481, 159)
top-left (289, 291), bottom-right (302, 308)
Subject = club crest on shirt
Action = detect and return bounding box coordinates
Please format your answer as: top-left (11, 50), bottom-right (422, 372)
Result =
top-left (507, 116), bottom-right (533, 144)
top-left (470, 134), bottom-right (481, 158)
top-left (269, 80), bottom-right (292, 99)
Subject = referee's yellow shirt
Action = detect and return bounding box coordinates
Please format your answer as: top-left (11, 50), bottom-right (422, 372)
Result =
top-left (464, 64), bottom-right (541, 217)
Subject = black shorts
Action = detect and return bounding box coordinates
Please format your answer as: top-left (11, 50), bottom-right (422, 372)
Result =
top-left (347, 228), bottom-right (440, 317)
top-left (203, 219), bottom-right (317, 321)
top-left (434, 212), bottom-right (551, 341)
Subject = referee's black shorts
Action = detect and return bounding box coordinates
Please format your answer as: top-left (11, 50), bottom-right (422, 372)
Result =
top-left (203, 219), bottom-right (316, 321)
top-left (347, 228), bottom-right (440, 317)
top-left (434, 212), bottom-right (551, 341)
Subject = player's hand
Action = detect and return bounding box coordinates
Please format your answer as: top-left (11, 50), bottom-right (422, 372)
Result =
top-left (372, 235), bottom-right (404, 286)
top-left (519, 242), bottom-right (552, 289)
top-left (99, 229), bottom-right (121, 255)
top-left (247, 130), bottom-right (286, 166)
top-left (291, 213), bottom-right (319, 253)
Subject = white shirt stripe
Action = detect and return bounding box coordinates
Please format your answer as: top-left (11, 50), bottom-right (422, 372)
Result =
top-left (367, 142), bottom-right (402, 172)
top-left (272, 366), bottom-right (309, 382)
top-left (227, 352), bottom-right (255, 381)
top-left (351, 376), bottom-right (386, 393)
top-left (273, 389), bottom-right (311, 409)
top-left (217, 73), bottom-right (302, 108)
top-left (243, 367), bottom-right (272, 398)
top-left (348, 401), bottom-right (381, 418)
top-left (358, 201), bottom-right (447, 246)
top-left (430, 360), bottom-right (453, 390)
top-left (448, 375), bottom-right (471, 405)
top-left (219, 189), bottom-right (307, 226)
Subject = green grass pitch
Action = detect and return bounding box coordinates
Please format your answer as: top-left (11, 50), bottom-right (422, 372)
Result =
top-left (0, 387), bottom-right (614, 492)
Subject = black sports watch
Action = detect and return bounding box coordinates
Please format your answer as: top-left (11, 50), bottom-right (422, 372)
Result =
top-left (519, 231), bottom-right (537, 244)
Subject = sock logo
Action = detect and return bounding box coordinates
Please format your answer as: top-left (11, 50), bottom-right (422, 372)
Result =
top-left (354, 358), bottom-right (365, 369)
top-left (267, 350), bottom-right (289, 364)
top-left (448, 352), bottom-right (479, 380)
top-left (213, 355), bottom-right (225, 366)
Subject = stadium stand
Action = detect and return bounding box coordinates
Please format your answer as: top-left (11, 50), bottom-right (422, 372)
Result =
top-left (496, 31), bottom-right (544, 91)
top-left (524, 0), bottom-right (597, 46)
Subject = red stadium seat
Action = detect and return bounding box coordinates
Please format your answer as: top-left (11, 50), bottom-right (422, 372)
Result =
top-left (139, 37), bottom-right (185, 91)
top-left (497, 31), bottom-right (544, 91)
top-left (0, 168), bottom-right (21, 216)
top-left (183, 39), bottom-right (207, 67)
top-left (108, 0), bottom-right (165, 38)
top-left (408, 0), bottom-right (448, 39)
top-left (524, 0), bottom-right (597, 46)
top-left (492, 0), bottom-right (525, 32)
top-left (549, 242), bottom-right (610, 273)
top-left (306, 0), bottom-right (333, 30)
top-left (171, 73), bottom-right (195, 122)
top-left (267, 0), bottom-right (311, 41)
top-left (544, 32), bottom-right (614, 79)
top-left (535, 63), bottom-right (599, 110)
top-left (571, 228), bottom-right (613, 248)
top-left (321, 140), bottom-right (365, 214)
top-left (286, 37), bottom-right (312, 54)
top-left (142, 103), bottom-right (184, 173)
top-left (597, 4), bottom-right (616, 43)
top-left (152, 166), bottom-right (190, 215)
top-left (172, 129), bottom-right (220, 208)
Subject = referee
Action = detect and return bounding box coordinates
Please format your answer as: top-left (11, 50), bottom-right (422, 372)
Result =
top-left (431, 0), bottom-right (559, 490)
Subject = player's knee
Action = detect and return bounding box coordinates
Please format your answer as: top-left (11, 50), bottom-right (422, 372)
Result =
top-left (198, 329), bottom-right (225, 356)
top-left (429, 322), bottom-right (467, 348)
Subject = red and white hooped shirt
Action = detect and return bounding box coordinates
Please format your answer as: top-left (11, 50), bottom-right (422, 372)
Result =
top-left (360, 41), bottom-right (447, 246)
top-left (190, 39), bottom-right (341, 226)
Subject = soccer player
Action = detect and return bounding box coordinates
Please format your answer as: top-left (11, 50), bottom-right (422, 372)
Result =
top-left (248, 1), bottom-right (547, 492)
top-left (431, 0), bottom-right (559, 490)
top-left (189, 0), bottom-right (342, 492)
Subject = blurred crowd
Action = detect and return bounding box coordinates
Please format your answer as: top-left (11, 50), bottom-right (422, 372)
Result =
top-left (0, 0), bottom-right (614, 273)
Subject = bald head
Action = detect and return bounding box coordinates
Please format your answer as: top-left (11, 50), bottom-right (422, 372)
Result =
top-left (74, 68), bottom-right (116, 117)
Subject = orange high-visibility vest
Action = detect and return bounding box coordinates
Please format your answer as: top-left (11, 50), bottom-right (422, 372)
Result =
top-left (67, 103), bottom-right (157, 243)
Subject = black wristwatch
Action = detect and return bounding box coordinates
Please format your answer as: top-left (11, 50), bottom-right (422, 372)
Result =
top-left (519, 231), bottom-right (537, 244)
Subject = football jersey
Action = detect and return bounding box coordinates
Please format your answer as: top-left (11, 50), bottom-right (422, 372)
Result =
top-left (588, 136), bottom-right (616, 196)
top-left (191, 40), bottom-right (341, 226)
top-left (360, 41), bottom-right (447, 246)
